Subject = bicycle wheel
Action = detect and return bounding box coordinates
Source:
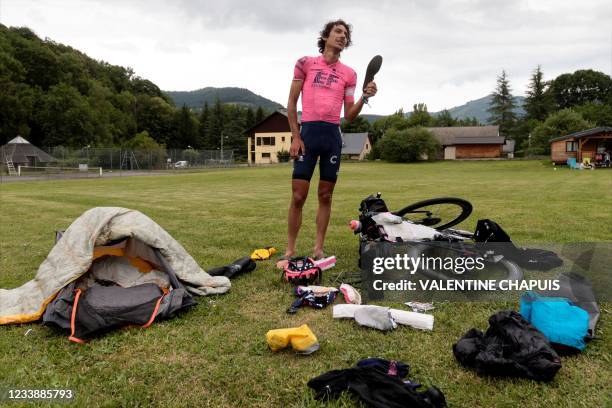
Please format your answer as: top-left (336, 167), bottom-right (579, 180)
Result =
top-left (393, 197), bottom-right (473, 230)
top-left (499, 259), bottom-right (523, 281)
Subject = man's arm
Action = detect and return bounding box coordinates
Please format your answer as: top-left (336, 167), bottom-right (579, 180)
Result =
top-left (344, 81), bottom-right (377, 123)
top-left (344, 98), bottom-right (364, 123)
top-left (287, 79), bottom-right (304, 158)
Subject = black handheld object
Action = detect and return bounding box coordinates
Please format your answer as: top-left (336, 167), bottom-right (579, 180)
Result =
top-left (362, 55), bottom-right (382, 104)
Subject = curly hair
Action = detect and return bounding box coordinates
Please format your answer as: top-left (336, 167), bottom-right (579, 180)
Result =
top-left (317, 19), bottom-right (352, 54)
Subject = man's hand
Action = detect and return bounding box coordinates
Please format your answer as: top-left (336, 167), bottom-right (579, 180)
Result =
top-left (287, 79), bottom-right (303, 157)
top-left (344, 80), bottom-right (379, 122)
top-left (290, 136), bottom-right (305, 158)
top-left (363, 81), bottom-right (377, 99)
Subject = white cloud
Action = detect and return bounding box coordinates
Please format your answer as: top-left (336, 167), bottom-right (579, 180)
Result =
top-left (2, 0), bottom-right (610, 114)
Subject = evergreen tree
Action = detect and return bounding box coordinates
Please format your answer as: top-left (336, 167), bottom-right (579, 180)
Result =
top-left (462, 117), bottom-right (481, 126)
top-left (433, 109), bottom-right (456, 127)
top-left (198, 101), bottom-right (211, 148)
top-left (222, 104), bottom-right (246, 154)
top-left (524, 65), bottom-right (554, 121)
top-left (245, 107), bottom-right (256, 129)
top-left (487, 70), bottom-right (517, 136)
top-left (209, 97), bottom-right (224, 148)
top-left (408, 103), bottom-right (433, 127)
top-left (255, 106), bottom-right (265, 123)
top-left (171, 105), bottom-right (198, 149)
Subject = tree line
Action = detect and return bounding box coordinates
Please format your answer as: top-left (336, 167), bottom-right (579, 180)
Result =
top-left (341, 104), bottom-right (480, 146)
top-left (342, 67), bottom-right (611, 161)
top-left (0, 25), bottom-right (267, 159)
top-left (487, 67), bottom-right (611, 154)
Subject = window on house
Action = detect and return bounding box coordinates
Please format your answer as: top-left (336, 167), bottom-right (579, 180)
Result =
top-left (257, 136), bottom-right (276, 146)
top-left (262, 152), bottom-right (271, 158)
top-left (261, 137), bottom-right (275, 146)
top-left (282, 137), bottom-right (285, 142)
top-left (566, 141), bottom-right (577, 152)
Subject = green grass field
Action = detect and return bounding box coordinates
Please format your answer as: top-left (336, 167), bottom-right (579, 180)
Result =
top-left (1, 160), bottom-right (610, 407)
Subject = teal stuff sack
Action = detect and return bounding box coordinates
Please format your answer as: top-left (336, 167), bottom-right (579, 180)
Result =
top-left (520, 291), bottom-right (589, 351)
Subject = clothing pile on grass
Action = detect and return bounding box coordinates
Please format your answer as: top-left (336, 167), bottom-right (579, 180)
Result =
top-left (309, 358), bottom-right (447, 408)
top-left (265, 280), bottom-right (365, 355)
top-left (453, 272), bottom-right (599, 381)
top-left (267, 252), bottom-right (442, 408)
top-left (267, 253), bottom-right (437, 355)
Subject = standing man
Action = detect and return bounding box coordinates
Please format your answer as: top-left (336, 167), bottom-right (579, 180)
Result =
top-left (281, 19), bottom-right (377, 262)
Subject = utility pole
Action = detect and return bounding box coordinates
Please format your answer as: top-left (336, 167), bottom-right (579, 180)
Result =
top-left (528, 132), bottom-right (531, 157)
top-left (220, 131), bottom-right (224, 160)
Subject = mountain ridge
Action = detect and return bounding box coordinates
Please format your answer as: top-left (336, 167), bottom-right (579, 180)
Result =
top-left (163, 87), bottom-right (283, 111)
top-left (164, 87), bottom-right (526, 124)
top-left (443, 94), bottom-right (525, 123)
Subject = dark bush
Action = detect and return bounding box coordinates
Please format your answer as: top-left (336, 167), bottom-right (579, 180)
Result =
top-left (379, 127), bottom-right (440, 162)
top-left (277, 149), bottom-right (290, 162)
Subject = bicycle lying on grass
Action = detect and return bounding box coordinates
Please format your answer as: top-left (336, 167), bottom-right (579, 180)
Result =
top-left (349, 193), bottom-right (524, 283)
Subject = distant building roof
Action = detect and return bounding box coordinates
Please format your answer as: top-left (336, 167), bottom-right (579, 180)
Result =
top-left (548, 127), bottom-right (612, 143)
top-left (8, 136), bottom-right (29, 144)
top-left (0, 136), bottom-right (56, 164)
top-left (427, 126), bottom-right (501, 145)
top-left (341, 133), bottom-right (369, 155)
top-left (454, 136), bottom-right (505, 144)
top-left (243, 109), bottom-right (301, 136)
top-left (277, 109), bottom-right (302, 123)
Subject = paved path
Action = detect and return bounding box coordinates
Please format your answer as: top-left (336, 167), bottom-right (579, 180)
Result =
top-left (0, 168), bottom-right (238, 183)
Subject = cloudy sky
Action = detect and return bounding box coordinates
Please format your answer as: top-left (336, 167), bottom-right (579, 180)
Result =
top-left (2, 0), bottom-right (611, 114)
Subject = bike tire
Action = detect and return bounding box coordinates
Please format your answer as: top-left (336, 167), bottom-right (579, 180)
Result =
top-left (393, 197), bottom-right (473, 230)
top-left (499, 259), bottom-right (523, 281)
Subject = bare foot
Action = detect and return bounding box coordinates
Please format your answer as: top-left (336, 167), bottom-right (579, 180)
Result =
top-left (275, 252), bottom-right (294, 269)
top-left (312, 249), bottom-right (325, 260)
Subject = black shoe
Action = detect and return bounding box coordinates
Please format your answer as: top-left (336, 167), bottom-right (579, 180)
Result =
top-left (362, 55), bottom-right (383, 94)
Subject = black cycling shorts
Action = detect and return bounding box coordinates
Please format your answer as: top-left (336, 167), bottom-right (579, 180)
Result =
top-left (292, 121), bottom-right (342, 183)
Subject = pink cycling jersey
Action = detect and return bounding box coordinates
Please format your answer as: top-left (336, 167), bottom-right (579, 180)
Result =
top-left (293, 55), bottom-right (357, 124)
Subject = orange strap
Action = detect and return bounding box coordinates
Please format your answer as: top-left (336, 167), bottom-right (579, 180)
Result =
top-left (142, 295), bottom-right (165, 329)
top-left (68, 289), bottom-right (85, 344)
